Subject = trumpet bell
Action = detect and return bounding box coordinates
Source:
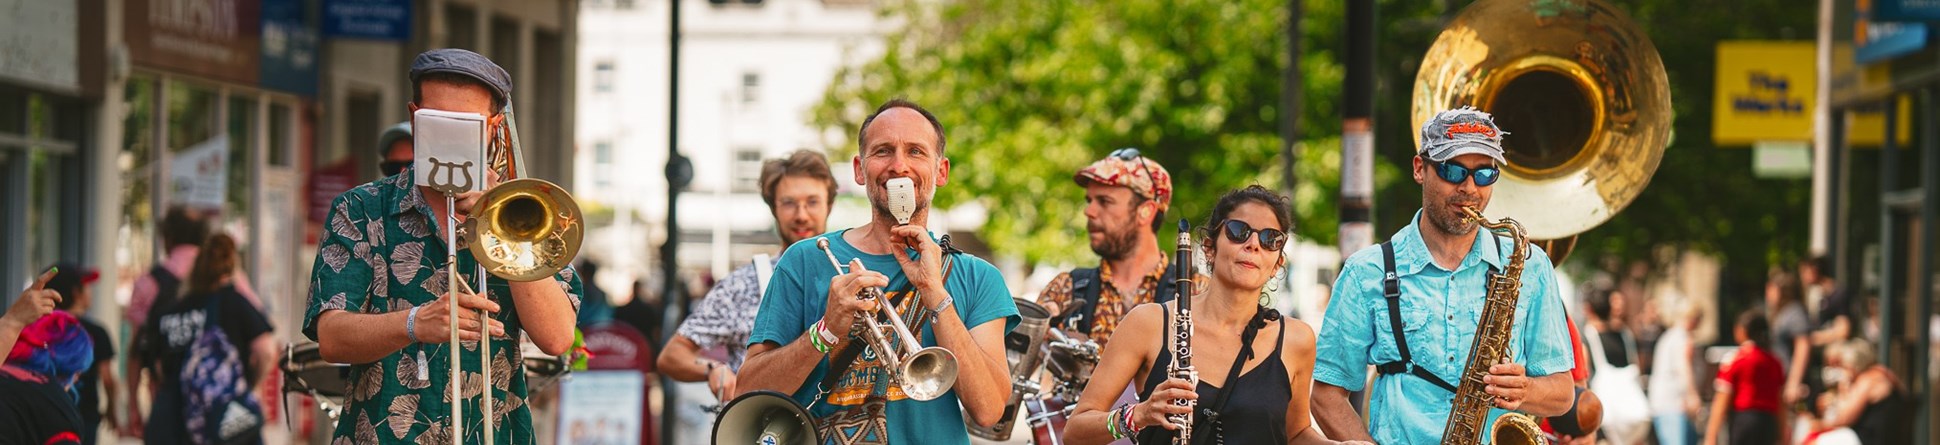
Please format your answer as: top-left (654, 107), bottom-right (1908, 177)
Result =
top-left (899, 347), bottom-right (959, 401)
top-left (713, 390), bottom-right (821, 445)
top-left (1411, 0), bottom-right (1670, 241)
top-left (467, 178), bottom-right (584, 281)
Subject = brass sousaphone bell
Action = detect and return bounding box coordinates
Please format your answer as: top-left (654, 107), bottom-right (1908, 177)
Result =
top-left (1411, 0), bottom-right (1671, 263)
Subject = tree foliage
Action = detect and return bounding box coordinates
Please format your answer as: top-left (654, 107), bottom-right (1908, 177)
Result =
top-left (815, 0), bottom-right (1819, 289)
top-left (812, 0), bottom-right (1398, 265)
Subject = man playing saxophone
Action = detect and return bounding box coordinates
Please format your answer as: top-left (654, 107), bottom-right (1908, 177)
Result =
top-left (1311, 108), bottom-right (1577, 444)
top-left (736, 99), bottom-right (1019, 444)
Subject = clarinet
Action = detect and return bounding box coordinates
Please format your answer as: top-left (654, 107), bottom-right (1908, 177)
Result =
top-left (1167, 219), bottom-right (1197, 444)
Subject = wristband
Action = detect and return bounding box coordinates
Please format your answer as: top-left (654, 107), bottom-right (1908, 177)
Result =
top-left (809, 321), bottom-right (833, 354)
top-left (930, 295), bottom-right (954, 315)
top-left (1120, 404), bottom-right (1138, 435)
top-left (815, 320), bottom-right (841, 348)
top-left (406, 306), bottom-right (421, 342)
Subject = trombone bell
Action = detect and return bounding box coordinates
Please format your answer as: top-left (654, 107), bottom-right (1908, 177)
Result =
top-left (467, 178), bottom-right (584, 282)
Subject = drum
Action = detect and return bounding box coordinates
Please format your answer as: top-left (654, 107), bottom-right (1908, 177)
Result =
top-left (1024, 396), bottom-right (1072, 445)
top-left (1006, 298), bottom-right (1053, 371)
top-left (282, 342), bottom-right (350, 406)
top-left (1043, 331), bottom-right (1100, 400)
top-left (281, 340), bottom-right (572, 404)
top-left (968, 298), bottom-right (1055, 441)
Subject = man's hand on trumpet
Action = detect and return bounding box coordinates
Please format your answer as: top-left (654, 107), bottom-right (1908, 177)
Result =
top-left (414, 282), bottom-right (506, 343)
top-left (823, 259), bottom-right (887, 336)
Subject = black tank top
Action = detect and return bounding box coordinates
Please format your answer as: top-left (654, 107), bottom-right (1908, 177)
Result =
top-left (1135, 314), bottom-right (1289, 444)
top-left (1852, 369), bottom-right (1912, 445)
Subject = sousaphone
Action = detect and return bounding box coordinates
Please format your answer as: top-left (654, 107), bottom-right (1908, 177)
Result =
top-left (1411, 0), bottom-right (1671, 263)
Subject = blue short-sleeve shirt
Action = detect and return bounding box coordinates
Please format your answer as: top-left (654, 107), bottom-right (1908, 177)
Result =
top-left (1314, 210), bottom-right (1573, 445)
top-left (747, 230), bottom-right (1020, 445)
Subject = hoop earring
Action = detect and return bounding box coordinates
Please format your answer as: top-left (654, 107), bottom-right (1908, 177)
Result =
top-left (1261, 266), bottom-right (1284, 306)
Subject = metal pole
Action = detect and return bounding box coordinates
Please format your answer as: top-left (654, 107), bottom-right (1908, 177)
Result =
top-left (1878, 95), bottom-right (1899, 368)
top-left (1916, 87), bottom-right (1935, 445)
top-left (1338, 0), bottom-right (1375, 259)
top-left (659, 1), bottom-right (684, 444)
top-left (1279, 0), bottom-right (1303, 198)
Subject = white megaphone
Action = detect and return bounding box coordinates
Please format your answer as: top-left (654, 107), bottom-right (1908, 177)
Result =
top-left (712, 391), bottom-right (821, 445)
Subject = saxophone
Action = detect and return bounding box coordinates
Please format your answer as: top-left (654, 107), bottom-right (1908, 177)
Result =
top-left (1166, 219), bottom-right (1197, 444)
top-left (1443, 207), bottom-right (1547, 445)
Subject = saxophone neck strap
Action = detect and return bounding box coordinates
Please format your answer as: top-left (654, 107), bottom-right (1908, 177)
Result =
top-left (1374, 241), bottom-right (1459, 393)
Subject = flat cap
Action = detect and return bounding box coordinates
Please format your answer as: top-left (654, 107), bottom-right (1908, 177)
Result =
top-left (409, 48), bottom-right (512, 105)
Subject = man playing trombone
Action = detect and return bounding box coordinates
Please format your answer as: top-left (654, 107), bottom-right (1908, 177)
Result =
top-left (303, 49), bottom-right (582, 444)
top-left (737, 99), bottom-right (1019, 444)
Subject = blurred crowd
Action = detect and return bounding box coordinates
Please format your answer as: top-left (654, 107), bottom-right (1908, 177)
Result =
top-left (1582, 257), bottom-right (1917, 445)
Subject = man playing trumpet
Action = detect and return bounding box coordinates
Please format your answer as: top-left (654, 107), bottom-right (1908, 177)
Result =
top-left (737, 99), bottom-right (1018, 444)
top-left (304, 48), bottom-right (582, 444)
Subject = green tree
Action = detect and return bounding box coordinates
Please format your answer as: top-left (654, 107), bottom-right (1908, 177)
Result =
top-left (816, 0), bottom-right (1818, 294)
top-left (812, 0), bottom-right (1400, 265)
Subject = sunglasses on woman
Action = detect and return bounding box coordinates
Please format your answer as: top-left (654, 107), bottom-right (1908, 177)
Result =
top-left (1423, 156), bottom-right (1502, 187)
top-left (1218, 220), bottom-right (1289, 251)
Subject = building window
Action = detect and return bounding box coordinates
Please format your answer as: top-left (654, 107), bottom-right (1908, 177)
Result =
top-left (732, 148), bottom-right (761, 192)
top-left (595, 60), bottom-right (616, 94)
top-left (740, 72), bottom-right (760, 106)
top-left (594, 141), bottom-right (613, 188)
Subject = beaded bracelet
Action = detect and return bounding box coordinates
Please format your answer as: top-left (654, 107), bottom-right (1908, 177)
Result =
top-left (1106, 406), bottom-right (1124, 439)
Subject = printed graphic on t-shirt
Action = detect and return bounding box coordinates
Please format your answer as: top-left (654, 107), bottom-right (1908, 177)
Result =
top-left (824, 290), bottom-right (925, 406)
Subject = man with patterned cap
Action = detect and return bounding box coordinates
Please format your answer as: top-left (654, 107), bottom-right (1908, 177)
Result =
top-left (1036, 147), bottom-right (1183, 345)
top-left (1312, 107), bottom-right (1577, 444)
top-left (304, 48), bottom-right (583, 444)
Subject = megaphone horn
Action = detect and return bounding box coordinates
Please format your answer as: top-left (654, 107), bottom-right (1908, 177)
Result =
top-left (712, 391), bottom-right (822, 445)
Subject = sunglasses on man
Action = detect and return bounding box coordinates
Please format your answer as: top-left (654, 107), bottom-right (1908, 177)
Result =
top-left (1422, 155), bottom-right (1501, 187)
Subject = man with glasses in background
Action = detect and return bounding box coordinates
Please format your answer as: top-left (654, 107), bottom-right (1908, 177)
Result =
top-left (1310, 107), bottom-right (1580, 444)
top-left (1035, 148), bottom-right (1185, 345)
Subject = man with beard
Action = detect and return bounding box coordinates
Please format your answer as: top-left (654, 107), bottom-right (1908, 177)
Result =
top-left (738, 99), bottom-right (1019, 444)
top-left (1035, 148), bottom-right (1180, 345)
top-left (1311, 108), bottom-right (1577, 444)
top-left (658, 149), bottom-right (838, 400)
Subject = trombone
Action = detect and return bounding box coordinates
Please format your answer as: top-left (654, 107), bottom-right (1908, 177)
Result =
top-left (434, 103), bottom-right (583, 445)
top-left (815, 238), bottom-right (958, 401)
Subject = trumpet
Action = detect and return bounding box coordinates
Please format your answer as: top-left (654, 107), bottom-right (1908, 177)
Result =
top-left (815, 238), bottom-right (959, 401)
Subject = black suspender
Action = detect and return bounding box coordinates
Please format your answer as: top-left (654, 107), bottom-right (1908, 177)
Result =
top-left (1373, 241), bottom-right (1460, 393)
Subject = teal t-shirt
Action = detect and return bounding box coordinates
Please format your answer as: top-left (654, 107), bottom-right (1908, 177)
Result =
top-left (748, 229), bottom-right (1019, 444)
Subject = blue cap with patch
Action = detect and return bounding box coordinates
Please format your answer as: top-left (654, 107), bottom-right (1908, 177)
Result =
top-left (1419, 107), bottom-right (1508, 163)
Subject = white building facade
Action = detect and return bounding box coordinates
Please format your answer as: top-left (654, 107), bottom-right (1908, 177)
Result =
top-left (575, 0), bottom-right (887, 297)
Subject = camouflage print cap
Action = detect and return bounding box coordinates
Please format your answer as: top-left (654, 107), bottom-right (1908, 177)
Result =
top-left (1075, 148), bottom-right (1173, 213)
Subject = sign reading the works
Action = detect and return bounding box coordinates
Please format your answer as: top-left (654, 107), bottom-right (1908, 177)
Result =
top-left (1713, 41), bottom-right (1814, 145)
top-left (126, 0), bottom-right (262, 85)
top-left (1713, 41), bottom-right (1910, 147)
